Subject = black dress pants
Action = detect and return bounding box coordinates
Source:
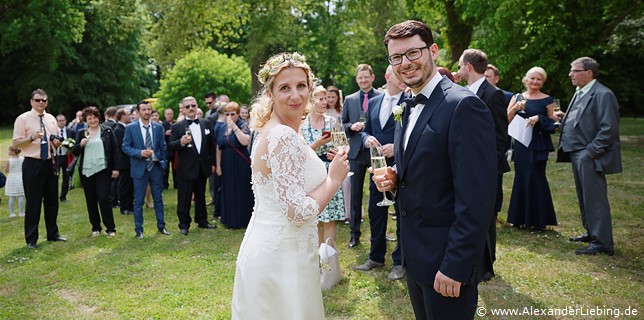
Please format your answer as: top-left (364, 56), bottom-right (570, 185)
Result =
top-left (23, 158), bottom-right (60, 244)
top-left (80, 169), bottom-right (116, 233)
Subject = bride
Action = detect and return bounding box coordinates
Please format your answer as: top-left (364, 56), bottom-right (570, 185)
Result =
top-left (231, 52), bottom-right (349, 319)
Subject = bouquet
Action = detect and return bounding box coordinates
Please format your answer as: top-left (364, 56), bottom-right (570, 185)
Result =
top-left (61, 138), bottom-right (75, 154)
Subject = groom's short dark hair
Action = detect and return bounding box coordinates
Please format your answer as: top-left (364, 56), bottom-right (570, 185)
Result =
top-left (384, 20), bottom-right (434, 48)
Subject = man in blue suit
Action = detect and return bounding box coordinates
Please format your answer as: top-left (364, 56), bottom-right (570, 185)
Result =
top-left (354, 65), bottom-right (406, 281)
top-left (122, 100), bottom-right (170, 238)
top-left (375, 20), bottom-right (497, 319)
top-left (341, 64), bottom-right (383, 248)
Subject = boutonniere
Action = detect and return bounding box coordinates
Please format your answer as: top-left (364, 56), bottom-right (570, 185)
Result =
top-left (392, 103), bottom-right (406, 123)
top-left (205, 129), bottom-right (210, 135)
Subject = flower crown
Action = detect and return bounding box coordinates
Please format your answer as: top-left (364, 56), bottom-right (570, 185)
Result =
top-left (258, 52), bottom-right (307, 85)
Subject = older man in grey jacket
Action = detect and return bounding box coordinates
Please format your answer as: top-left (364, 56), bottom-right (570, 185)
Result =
top-left (557, 56), bottom-right (622, 256)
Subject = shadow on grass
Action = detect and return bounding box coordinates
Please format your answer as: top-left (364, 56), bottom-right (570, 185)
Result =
top-left (479, 277), bottom-right (558, 319)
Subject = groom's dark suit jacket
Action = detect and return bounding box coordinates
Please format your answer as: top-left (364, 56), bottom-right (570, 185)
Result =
top-left (394, 76), bottom-right (497, 285)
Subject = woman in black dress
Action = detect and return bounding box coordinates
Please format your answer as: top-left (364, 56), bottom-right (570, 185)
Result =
top-left (506, 67), bottom-right (559, 231)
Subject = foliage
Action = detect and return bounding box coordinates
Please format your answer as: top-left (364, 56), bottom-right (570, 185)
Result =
top-left (155, 49), bottom-right (251, 112)
top-left (0, 0), bottom-right (155, 123)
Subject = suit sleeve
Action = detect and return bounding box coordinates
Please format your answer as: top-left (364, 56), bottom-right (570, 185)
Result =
top-left (588, 88), bottom-right (620, 159)
top-left (341, 98), bottom-right (352, 134)
top-left (441, 95), bottom-right (497, 284)
top-left (168, 122), bottom-right (183, 154)
top-left (489, 88), bottom-right (510, 170)
top-left (121, 126), bottom-right (140, 159)
top-left (71, 129), bottom-right (86, 157)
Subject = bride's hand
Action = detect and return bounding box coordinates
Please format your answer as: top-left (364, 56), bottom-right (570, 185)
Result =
top-left (328, 149), bottom-right (349, 183)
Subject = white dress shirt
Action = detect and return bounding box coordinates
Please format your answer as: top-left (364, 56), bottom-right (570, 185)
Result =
top-left (380, 92), bottom-right (402, 129)
top-left (186, 118), bottom-right (202, 154)
top-left (467, 76), bottom-right (485, 95)
top-left (403, 72), bottom-right (443, 150)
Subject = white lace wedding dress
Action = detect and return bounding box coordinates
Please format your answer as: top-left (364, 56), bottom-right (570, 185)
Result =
top-left (232, 125), bottom-right (327, 320)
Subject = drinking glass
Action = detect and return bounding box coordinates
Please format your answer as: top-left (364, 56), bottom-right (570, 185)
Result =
top-left (516, 94), bottom-right (526, 114)
top-left (553, 99), bottom-right (561, 125)
top-left (331, 117), bottom-right (353, 177)
top-left (185, 128), bottom-right (193, 147)
top-left (370, 146), bottom-right (395, 207)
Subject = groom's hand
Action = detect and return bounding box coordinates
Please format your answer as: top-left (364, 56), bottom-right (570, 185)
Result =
top-left (372, 167), bottom-right (397, 192)
top-left (434, 271), bottom-right (461, 298)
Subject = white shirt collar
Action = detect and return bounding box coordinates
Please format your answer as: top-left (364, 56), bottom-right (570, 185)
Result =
top-left (417, 72), bottom-right (444, 101)
top-left (467, 76), bottom-right (486, 94)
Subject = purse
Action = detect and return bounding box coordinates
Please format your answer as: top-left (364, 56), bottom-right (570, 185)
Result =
top-left (319, 238), bottom-right (341, 290)
top-left (506, 138), bottom-right (515, 163)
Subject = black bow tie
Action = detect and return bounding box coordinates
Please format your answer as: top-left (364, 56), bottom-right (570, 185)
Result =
top-left (404, 94), bottom-right (428, 109)
top-left (187, 119), bottom-right (199, 125)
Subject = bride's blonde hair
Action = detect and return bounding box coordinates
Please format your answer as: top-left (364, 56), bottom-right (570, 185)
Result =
top-left (251, 52), bottom-right (317, 129)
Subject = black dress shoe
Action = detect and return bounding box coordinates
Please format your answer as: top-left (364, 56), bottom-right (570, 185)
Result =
top-left (569, 233), bottom-right (591, 242)
top-left (198, 224), bottom-right (216, 229)
top-left (135, 232), bottom-right (144, 239)
top-left (48, 236), bottom-right (67, 242)
top-left (59, 197), bottom-right (67, 202)
top-left (180, 228), bottom-right (189, 235)
top-left (575, 246), bottom-right (614, 256)
top-left (481, 271), bottom-right (495, 281)
top-left (26, 243), bottom-right (38, 249)
top-left (158, 228), bottom-right (170, 235)
top-left (348, 238), bottom-right (360, 248)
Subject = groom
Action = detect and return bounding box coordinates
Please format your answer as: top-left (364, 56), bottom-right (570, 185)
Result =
top-left (375, 20), bottom-right (497, 319)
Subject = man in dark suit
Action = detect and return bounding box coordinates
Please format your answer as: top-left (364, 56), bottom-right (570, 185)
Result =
top-left (458, 49), bottom-right (510, 282)
top-left (122, 100), bottom-right (170, 238)
top-left (55, 114), bottom-right (74, 202)
top-left (484, 64), bottom-right (514, 104)
top-left (557, 56), bottom-right (622, 256)
top-left (114, 108), bottom-right (133, 215)
top-left (104, 106), bottom-right (119, 207)
top-left (341, 63), bottom-right (383, 248)
top-left (169, 96), bottom-right (216, 235)
top-left (375, 20), bottom-right (497, 319)
top-left (162, 107), bottom-right (176, 189)
top-left (354, 65), bottom-right (406, 281)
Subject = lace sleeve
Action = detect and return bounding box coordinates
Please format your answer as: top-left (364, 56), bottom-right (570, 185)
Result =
top-left (266, 126), bottom-right (320, 225)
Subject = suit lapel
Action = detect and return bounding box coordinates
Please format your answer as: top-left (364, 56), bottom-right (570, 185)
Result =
top-left (400, 79), bottom-right (449, 179)
top-left (476, 80), bottom-right (488, 100)
top-left (574, 83), bottom-right (598, 127)
top-left (372, 95), bottom-right (383, 132)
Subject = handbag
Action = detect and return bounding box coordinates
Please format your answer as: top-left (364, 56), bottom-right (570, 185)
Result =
top-left (0, 171), bottom-right (6, 188)
top-left (506, 138), bottom-right (515, 163)
top-left (319, 238), bottom-right (341, 290)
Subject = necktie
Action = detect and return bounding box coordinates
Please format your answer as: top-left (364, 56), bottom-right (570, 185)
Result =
top-left (187, 119), bottom-right (199, 125)
top-left (39, 115), bottom-right (48, 160)
top-left (144, 125), bottom-right (154, 171)
top-left (570, 89), bottom-right (581, 106)
top-left (404, 94), bottom-right (428, 109)
top-left (362, 92), bottom-right (369, 113)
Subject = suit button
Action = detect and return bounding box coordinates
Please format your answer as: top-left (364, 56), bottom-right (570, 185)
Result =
top-left (400, 182), bottom-right (406, 188)
top-left (401, 210), bottom-right (407, 217)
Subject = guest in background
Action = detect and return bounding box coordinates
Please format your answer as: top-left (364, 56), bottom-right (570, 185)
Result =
top-left (342, 64), bottom-right (382, 248)
top-left (55, 114), bottom-right (74, 202)
top-left (437, 66), bottom-right (456, 82)
top-left (326, 85), bottom-right (351, 224)
top-left (506, 67), bottom-right (558, 231)
top-left (169, 96), bottom-right (217, 235)
top-left (204, 92), bottom-right (217, 118)
top-left (12, 88), bottom-right (66, 249)
top-left (114, 108), bottom-right (133, 215)
top-left (104, 106), bottom-right (118, 129)
top-left (72, 106), bottom-right (119, 237)
top-left (162, 108), bottom-right (176, 189)
top-left (485, 64), bottom-right (514, 103)
top-left (301, 86), bottom-right (345, 246)
top-left (215, 101), bottom-right (253, 229)
top-left (5, 146), bottom-right (25, 218)
top-left (240, 105), bottom-right (250, 126)
top-left (68, 110), bottom-right (86, 135)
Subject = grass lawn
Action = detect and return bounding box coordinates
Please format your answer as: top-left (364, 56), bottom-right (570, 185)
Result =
top-left (0, 119), bottom-right (642, 319)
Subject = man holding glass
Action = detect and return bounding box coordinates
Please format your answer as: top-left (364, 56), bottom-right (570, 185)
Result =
top-left (374, 20), bottom-right (497, 319)
top-left (356, 65), bottom-right (407, 280)
top-left (342, 63), bottom-right (382, 248)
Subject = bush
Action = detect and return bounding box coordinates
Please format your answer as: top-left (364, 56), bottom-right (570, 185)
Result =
top-left (155, 49), bottom-right (252, 113)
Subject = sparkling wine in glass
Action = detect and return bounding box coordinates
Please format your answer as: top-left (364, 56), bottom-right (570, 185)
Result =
top-left (553, 99), bottom-right (561, 125)
top-left (331, 116), bottom-right (353, 177)
top-left (185, 128), bottom-right (193, 148)
top-left (84, 130), bottom-right (91, 139)
top-left (370, 146), bottom-right (395, 207)
top-left (516, 94), bottom-right (526, 114)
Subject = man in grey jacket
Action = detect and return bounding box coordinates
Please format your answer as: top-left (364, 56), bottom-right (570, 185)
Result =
top-left (557, 56), bottom-right (622, 256)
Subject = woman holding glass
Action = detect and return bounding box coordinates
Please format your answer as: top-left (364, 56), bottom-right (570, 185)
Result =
top-left (506, 67), bottom-right (558, 231)
top-left (215, 101), bottom-right (254, 229)
top-left (300, 86), bottom-right (345, 247)
top-left (71, 106), bottom-right (119, 237)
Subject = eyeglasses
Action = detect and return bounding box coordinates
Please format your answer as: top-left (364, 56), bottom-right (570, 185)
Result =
top-left (33, 98), bottom-right (48, 103)
top-left (569, 69), bottom-right (587, 73)
top-left (224, 112), bottom-right (237, 116)
top-left (184, 104), bottom-right (198, 109)
top-left (387, 46), bottom-right (429, 66)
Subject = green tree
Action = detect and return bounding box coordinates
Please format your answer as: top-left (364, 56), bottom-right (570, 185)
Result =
top-left (155, 49), bottom-right (251, 112)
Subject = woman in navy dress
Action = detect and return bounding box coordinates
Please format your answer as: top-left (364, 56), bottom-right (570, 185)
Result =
top-left (506, 67), bottom-right (560, 231)
top-left (215, 102), bottom-right (254, 229)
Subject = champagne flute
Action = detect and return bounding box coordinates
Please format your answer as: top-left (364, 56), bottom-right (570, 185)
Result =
top-left (331, 117), bottom-right (353, 177)
top-left (84, 129), bottom-right (91, 139)
top-left (185, 128), bottom-right (193, 147)
top-left (39, 124), bottom-right (46, 145)
top-left (516, 94), bottom-right (526, 114)
top-left (359, 111), bottom-right (366, 123)
top-left (370, 146), bottom-right (395, 207)
top-left (553, 99), bottom-right (561, 125)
